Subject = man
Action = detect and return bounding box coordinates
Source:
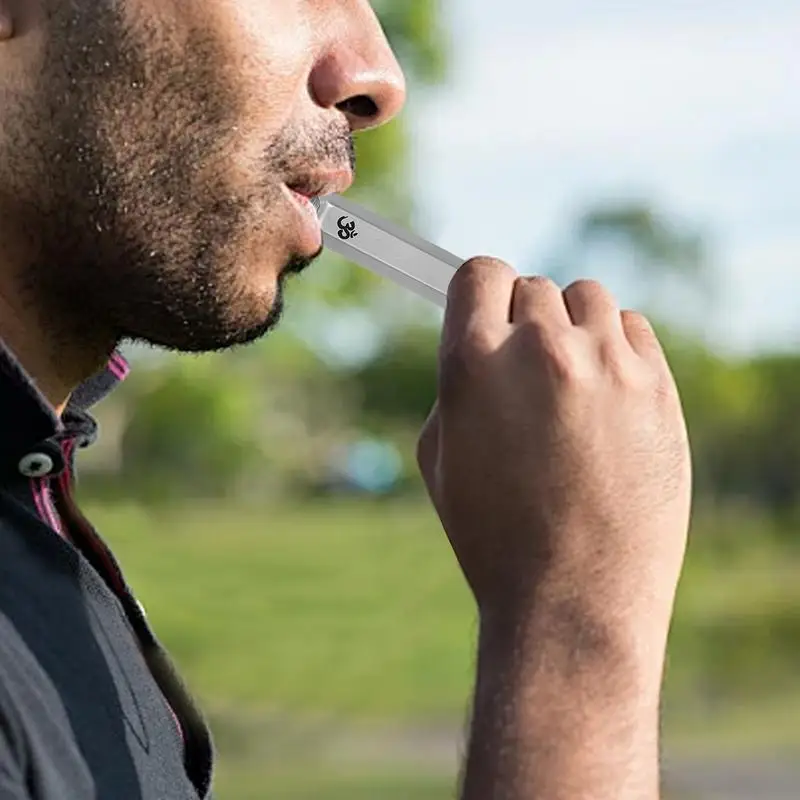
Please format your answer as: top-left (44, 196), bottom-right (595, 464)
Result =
top-left (0, 1), bottom-right (692, 798)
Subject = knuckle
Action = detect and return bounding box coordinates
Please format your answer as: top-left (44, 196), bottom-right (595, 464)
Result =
top-left (452, 256), bottom-right (516, 292)
top-left (513, 323), bottom-right (587, 384)
top-left (553, 346), bottom-right (593, 387)
top-left (621, 309), bottom-right (655, 338)
top-left (439, 327), bottom-right (496, 398)
top-left (514, 318), bottom-right (549, 347)
top-left (444, 325), bottom-right (497, 363)
top-left (564, 278), bottom-right (612, 303)
top-left (551, 354), bottom-right (585, 387)
top-left (597, 336), bottom-right (627, 370)
top-left (600, 333), bottom-right (660, 391)
top-left (621, 311), bottom-right (673, 376)
top-left (520, 274), bottom-right (560, 294)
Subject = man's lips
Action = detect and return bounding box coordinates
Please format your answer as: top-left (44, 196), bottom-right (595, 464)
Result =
top-left (282, 185), bottom-right (327, 257)
top-left (285, 168), bottom-right (353, 200)
top-left (280, 169), bottom-right (352, 257)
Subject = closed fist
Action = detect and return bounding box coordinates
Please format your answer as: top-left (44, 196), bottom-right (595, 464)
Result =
top-left (418, 258), bottom-right (692, 650)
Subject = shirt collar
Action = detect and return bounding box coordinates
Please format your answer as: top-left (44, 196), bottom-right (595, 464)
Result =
top-left (0, 338), bottom-right (129, 469)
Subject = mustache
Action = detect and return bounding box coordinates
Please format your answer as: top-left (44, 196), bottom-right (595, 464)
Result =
top-left (265, 119), bottom-right (356, 178)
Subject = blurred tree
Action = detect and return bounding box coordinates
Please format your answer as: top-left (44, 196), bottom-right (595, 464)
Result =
top-left (659, 334), bottom-right (800, 526)
top-left (348, 325), bottom-right (439, 430)
top-left (119, 358), bottom-right (267, 502)
top-left (710, 354), bottom-right (800, 515)
top-left (577, 202), bottom-right (707, 288)
top-left (659, 332), bottom-right (764, 501)
top-left (546, 199), bottom-right (713, 331)
top-left (373, 0), bottom-right (449, 85)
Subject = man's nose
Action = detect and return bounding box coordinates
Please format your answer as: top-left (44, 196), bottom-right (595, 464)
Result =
top-left (309, 4), bottom-right (407, 132)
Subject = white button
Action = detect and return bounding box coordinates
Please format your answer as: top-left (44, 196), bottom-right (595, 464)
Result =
top-left (18, 452), bottom-right (55, 478)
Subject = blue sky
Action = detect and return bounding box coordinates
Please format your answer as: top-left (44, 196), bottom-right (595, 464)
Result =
top-left (408, 0), bottom-right (800, 354)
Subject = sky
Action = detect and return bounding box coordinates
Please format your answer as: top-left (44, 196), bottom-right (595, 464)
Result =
top-left (409, 0), bottom-right (800, 354)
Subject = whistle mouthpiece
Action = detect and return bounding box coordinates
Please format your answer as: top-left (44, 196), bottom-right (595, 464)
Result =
top-left (312, 194), bottom-right (462, 308)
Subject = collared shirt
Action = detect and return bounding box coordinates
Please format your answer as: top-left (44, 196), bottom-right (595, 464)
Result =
top-left (0, 341), bottom-right (214, 799)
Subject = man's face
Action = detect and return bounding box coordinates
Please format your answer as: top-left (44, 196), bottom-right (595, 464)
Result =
top-left (0, 0), bottom-right (405, 352)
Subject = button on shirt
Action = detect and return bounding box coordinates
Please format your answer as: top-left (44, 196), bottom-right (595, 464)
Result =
top-left (0, 341), bottom-right (214, 799)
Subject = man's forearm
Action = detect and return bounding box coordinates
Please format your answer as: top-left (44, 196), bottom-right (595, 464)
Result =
top-left (459, 608), bottom-right (664, 800)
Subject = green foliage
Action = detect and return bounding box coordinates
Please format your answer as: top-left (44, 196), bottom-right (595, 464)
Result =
top-left (644, 329), bottom-right (800, 517)
top-left (577, 202), bottom-right (707, 284)
top-left (119, 358), bottom-right (265, 501)
top-left (373, 0), bottom-right (451, 85)
top-left (548, 199), bottom-right (713, 329)
top-left (349, 326), bottom-right (439, 429)
top-left (705, 355), bottom-right (800, 513)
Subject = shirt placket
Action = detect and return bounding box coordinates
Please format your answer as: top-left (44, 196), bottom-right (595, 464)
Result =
top-left (30, 474), bottom-right (67, 538)
top-left (52, 436), bottom-right (187, 751)
top-left (17, 444), bottom-right (68, 539)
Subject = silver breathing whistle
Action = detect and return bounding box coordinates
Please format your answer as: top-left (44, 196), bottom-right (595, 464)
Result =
top-left (311, 195), bottom-right (463, 308)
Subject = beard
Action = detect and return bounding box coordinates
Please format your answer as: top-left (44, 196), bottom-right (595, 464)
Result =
top-left (0, 0), bottom-right (354, 356)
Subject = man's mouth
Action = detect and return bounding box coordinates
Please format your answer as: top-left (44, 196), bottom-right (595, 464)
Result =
top-left (286, 185), bottom-right (319, 215)
top-left (285, 167), bottom-right (353, 201)
top-left (281, 169), bottom-right (352, 257)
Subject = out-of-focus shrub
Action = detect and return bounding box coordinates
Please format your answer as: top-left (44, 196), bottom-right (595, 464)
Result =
top-left (119, 358), bottom-right (267, 502)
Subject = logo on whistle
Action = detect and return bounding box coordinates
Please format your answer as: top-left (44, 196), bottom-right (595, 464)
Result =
top-left (337, 216), bottom-right (358, 241)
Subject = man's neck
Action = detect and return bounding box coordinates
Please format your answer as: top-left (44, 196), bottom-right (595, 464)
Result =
top-left (0, 285), bottom-right (112, 416)
top-left (0, 296), bottom-right (72, 414)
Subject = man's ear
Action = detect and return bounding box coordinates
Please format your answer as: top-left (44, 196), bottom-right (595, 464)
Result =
top-left (0, 2), bottom-right (14, 41)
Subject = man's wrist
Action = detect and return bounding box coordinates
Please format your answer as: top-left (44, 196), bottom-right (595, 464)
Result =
top-left (459, 599), bottom-right (664, 800)
top-left (476, 591), bottom-right (668, 703)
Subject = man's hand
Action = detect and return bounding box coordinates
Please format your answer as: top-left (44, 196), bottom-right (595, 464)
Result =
top-left (417, 258), bottom-right (692, 800)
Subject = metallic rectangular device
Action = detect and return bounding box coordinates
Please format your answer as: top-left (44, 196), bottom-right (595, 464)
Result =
top-left (312, 194), bottom-right (463, 308)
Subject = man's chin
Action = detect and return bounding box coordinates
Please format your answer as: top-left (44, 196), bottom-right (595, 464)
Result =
top-left (122, 251), bottom-right (318, 354)
top-left (126, 292), bottom-right (286, 355)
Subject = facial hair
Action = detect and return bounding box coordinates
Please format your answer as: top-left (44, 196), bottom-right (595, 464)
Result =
top-left (1, 0), bottom-right (355, 356)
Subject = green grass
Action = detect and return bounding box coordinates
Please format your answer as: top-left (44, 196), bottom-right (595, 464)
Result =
top-left (82, 497), bottom-right (800, 796)
top-left (87, 498), bottom-right (476, 720)
top-left (86, 498), bottom-right (800, 723)
top-left (213, 767), bottom-right (453, 800)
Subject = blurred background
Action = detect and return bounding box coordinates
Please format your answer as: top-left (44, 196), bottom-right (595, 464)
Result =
top-left (80, 1), bottom-right (800, 797)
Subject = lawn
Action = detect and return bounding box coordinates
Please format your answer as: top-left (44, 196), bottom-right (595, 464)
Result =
top-left (212, 766), bottom-right (453, 800)
top-left (83, 497), bottom-right (800, 797)
top-left (88, 498), bottom-right (475, 720)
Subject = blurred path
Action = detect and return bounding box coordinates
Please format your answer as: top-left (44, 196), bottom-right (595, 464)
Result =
top-left (214, 713), bottom-right (800, 798)
top-left (661, 756), bottom-right (800, 799)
